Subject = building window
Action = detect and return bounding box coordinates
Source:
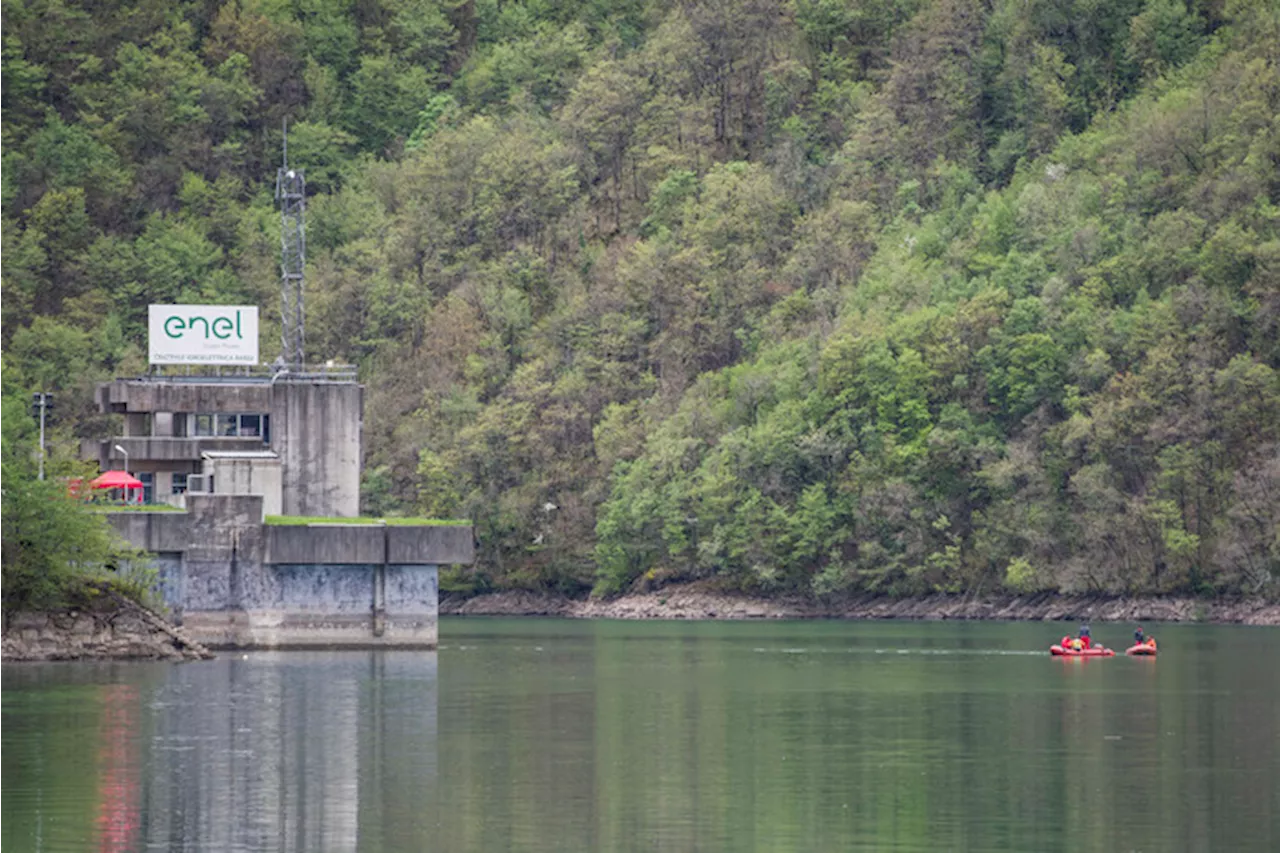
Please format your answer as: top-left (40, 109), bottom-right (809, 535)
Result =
top-left (190, 413), bottom-right (269, 443)
top-left (172, 473), bottom-right (188, 495)
top-left (138, 472), bottom-right (154, 505)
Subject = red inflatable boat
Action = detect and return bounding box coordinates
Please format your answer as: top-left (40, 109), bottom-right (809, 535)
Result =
top-left (1050, 644), bottom-right (1115, 657)
top-left (1125, 641), bottom-right (1158, 656)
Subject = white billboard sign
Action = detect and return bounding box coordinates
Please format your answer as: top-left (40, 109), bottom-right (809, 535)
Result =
top-left (148, 305), bottom-right (259, 365)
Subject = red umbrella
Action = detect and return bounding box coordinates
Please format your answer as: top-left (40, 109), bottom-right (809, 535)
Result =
top-left (90, 470), bottom-right (144, 505)
top-left (90, 470), bottom-right (144, 490)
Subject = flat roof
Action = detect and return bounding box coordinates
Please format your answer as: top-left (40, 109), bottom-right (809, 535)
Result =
top-left (201, 450), bottom-right (280, 460)
top-left (119, 365), bottom-right (359, 384)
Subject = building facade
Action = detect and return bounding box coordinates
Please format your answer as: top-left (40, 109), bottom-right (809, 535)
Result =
top-left (84, 372), bottom-right (362, 518)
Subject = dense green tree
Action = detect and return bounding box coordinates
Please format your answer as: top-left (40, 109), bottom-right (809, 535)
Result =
top-left (3, 0), bottom-right (1277, 601)
top-left (0, 375), bottom-right (136, 609)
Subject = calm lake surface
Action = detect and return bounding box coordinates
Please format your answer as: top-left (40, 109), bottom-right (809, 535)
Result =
top-left (4, 619), bottom-right (1279, 852)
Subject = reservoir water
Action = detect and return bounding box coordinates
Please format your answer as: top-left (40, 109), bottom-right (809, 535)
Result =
top-left (4, 619), bottom-right (1278, 851)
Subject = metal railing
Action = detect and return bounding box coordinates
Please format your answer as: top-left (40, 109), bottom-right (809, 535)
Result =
top-left (135, 364), bottom-right (359, 384)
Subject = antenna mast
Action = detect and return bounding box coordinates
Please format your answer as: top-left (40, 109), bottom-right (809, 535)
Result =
top-left (276, 118), bottom-right (306, 371)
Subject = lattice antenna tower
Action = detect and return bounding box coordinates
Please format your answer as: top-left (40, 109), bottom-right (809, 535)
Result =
top-left (275, 119), bottom-right (306, 370)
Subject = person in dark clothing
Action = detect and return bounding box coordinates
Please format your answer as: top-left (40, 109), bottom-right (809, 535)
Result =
top-left (1079, 623), bottom-right (1091, 649)
top-left (1134, 626), bottom-right (1145, 644)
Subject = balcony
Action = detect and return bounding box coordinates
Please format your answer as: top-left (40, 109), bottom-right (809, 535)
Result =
top-left (82, 436), bottom-right (270, 467)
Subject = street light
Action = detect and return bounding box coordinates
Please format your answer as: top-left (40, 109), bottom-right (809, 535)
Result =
top-left (113, 444), bottom-right (137, 504)
top-left (31, 393), bottom-right (53, 480)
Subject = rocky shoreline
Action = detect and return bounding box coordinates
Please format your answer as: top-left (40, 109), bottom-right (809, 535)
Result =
top-left (2, 592), bottom-right (214, 663)
top-left (442, 583), bottom-right (1280, 625)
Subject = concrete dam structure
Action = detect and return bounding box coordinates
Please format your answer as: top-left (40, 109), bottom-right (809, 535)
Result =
top-left (110, 495), bottom-right (473, 650)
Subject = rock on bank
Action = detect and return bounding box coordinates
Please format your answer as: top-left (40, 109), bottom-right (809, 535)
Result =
top-left (441, 584), bottom-right (1280, 625)
top-left (3, 594), bottom-right (213, 662)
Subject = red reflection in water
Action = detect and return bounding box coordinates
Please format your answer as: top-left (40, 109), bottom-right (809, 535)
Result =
top-left (95, 684), bottom-right (141, 853)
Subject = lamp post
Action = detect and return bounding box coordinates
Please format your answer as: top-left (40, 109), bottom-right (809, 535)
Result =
top-left (113, 444), bottom-right (135, 504)
top-left (31, 393), bottom-right (53, 480)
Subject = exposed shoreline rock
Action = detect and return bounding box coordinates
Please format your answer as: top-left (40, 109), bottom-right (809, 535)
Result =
top-left (2, 592), bottom-right (214, 663)
top-left (442, 583), bottom-right (1280, 625)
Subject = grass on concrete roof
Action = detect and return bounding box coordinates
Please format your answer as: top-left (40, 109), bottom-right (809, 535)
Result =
top-left (264, 515), bottom-right (471, 526)
top-left (89, 503), bottom-right (186, 513)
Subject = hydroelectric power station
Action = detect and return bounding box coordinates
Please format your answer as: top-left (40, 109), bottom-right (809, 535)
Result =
top-left (82, 135), bottom-right (470, 649)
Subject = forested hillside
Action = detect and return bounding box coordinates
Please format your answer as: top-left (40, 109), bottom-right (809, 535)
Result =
top-left (4, 0), bottom-right (1278, 598)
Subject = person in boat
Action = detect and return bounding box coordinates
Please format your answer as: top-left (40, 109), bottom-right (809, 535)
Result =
top-left (1079, 623), bottom-right (1092, 649)
top-left (1069, 637), bottom-right (1084, 652)
top-left (1132, 626), bottom-right (1157, 650)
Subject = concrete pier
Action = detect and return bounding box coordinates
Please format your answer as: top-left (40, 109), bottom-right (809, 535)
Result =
top-left (108, 496), bottom-right (473, 649)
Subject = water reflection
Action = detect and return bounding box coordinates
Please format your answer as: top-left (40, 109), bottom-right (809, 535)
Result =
top-left (6, 623), bottom-right (1280, 852)
top-left (3, 653), bottom-right (437, 853)
top-left (435, 619), bottom-right (1280, 852)
top-left (97, 684), bottom-right (143, 853)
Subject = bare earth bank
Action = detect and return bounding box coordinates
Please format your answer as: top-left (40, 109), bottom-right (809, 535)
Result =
top-left (442, 583), bottom-right (1280, 626)
top-left (2, 592), bottom-right (213, 663)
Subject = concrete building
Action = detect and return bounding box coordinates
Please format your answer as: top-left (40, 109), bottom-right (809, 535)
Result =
top-left (201, 450), bottom-right (283, 516)
top-left (88, 367), bottom-right (474, 649)
top-left (110, 495), bottom-right (472, 649)
top-left (84, 370), bottom-right (361, 518)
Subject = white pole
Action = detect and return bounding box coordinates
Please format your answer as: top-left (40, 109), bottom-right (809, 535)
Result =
top-left (37, 395), bottom-right (46, 481)
top-left (113, 444), bottom-right (136, 504)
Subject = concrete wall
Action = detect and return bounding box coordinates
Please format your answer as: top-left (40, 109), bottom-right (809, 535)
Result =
top-left (83, 437), bottom-right (265, 470)
top-left (265, 525), bottom-right (387, 564)
top-left (265, 524), bottom-right (474, 565)
top-left (209, 563), bottom-right (439, 648)
top-left (207, 456), bottom-right (282, 516)
top-left (179, 564), bottom-right (440, 650)
top-left (182, 494), bottom-right (268, 618)
top-left (108, 511), bottom-right (191, 553)
top-left (99, 379), bottom-right (271, 414)
top-left (124, 412), bottom-right (149, 436)
top-left (387, 526), bottom-right (475, 564)
top-left (383, 564), bottom-right (439, 644)
top-left (150, 552), bottom-right (185, 613)
top-left (271, 383), bottom-right (362, 518)
top-left (103, 498), bottom-right (469, 649)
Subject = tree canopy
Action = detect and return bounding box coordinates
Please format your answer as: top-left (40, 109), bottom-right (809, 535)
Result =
top-left (0, 371), bottom-right (144, 609)
top-left (4, 0), bottom-right (1278, 599)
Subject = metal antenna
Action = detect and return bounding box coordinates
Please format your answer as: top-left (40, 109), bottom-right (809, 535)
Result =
top-left (276, 118), bottom-right (305, 371)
